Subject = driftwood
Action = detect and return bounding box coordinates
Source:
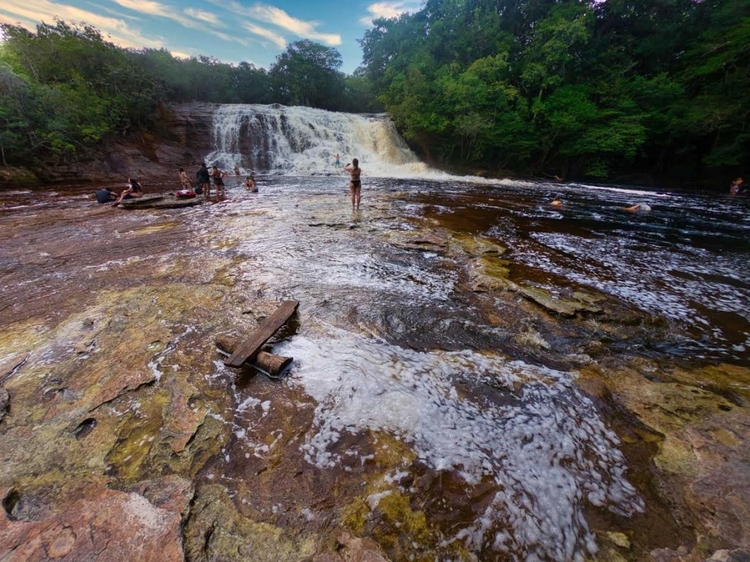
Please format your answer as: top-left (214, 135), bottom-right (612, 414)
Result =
top-left (224, 300), bottom-right (299, 368)
top-left (215, 335), bottom-right (293, 376)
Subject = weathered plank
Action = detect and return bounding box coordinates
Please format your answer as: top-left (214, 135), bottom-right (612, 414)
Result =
top-left (224, 300), bottom-right (299, 367)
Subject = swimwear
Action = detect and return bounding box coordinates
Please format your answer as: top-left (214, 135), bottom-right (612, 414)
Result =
top-left (214, 177), bottom-right (224, 186)
top-left (351, 180), bottom-right (361, 188)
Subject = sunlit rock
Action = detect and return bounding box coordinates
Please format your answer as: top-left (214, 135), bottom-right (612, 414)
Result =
top-left (386, 230), bottom-right (450, 252)
top-left (450, 233), bottom-right (507, 257)
top-left (0, 484), bottom-right (184, 560)
top-left (466, 256), bottom-right (512, 292)
top-left (184, 484), bottom-right (317, 561)
top-left (517, 284), bottom-right (603, 316)
top-left (578, 362), bottom-right (750, 555)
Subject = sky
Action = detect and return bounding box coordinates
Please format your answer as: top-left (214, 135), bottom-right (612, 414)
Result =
top-left (0, 0), bottom-right (423, 74)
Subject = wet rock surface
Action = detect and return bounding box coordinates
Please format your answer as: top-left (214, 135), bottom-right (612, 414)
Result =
top-left (0, 181), bottom-right (748, 561)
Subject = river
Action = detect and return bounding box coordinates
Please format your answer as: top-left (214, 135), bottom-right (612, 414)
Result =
top-left (2, 171), bottom-right (748, 560)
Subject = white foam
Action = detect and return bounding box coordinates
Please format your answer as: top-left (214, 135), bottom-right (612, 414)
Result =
top-left (203, 104), bottom-right (532, 186)
top-left (274, 326), bottom-right (643, 557)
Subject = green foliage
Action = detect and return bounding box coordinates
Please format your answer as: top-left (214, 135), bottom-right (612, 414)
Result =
top-left (269, 40), bottom-right (345, 110)
top-left (3, 1), bottom-right (747, 184)
top-left (361, 0), bottom-right (750, 183)
top-left (0, 20), bottom-right (376, 168)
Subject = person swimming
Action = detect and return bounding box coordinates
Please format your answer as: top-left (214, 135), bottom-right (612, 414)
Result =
top-left (243, 175), bottom-right (258, 193)
top-left (730, 177), bottom-right (745, 196)
top-left (96, 187), bottom-right (116, 204)
top-left (623, 203), bottom-right (651, 213)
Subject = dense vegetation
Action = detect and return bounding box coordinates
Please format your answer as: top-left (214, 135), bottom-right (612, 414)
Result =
top-left (0, 21), bottom-right (379, 169)
top-left (361, 0), bottom-right (750, 183)
top-left (1, 0), bottom-right (749, 184)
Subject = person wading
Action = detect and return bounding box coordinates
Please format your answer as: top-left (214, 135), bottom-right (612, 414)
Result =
top-left (344, 158), bottom-right (362, 211)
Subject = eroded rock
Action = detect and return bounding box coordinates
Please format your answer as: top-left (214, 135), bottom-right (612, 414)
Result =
top-left (0, 388), bottom-right (8, 423)
top-left (184, 484), bottom-right (317, 562)
top-left (0, 484), bottom-right (184, 561)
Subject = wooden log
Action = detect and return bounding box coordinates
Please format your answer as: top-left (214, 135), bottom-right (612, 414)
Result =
top-left (215, 335), bottom-right (293, 376)
top-left (222, 300), bottom-right (299, 367)
top-left (224, 300), bottom-right (298, 367)
top-left (255, 352), bottom-right (292, 375)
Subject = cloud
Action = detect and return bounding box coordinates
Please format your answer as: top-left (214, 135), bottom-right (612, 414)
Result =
top-left (111, 0), bottom-right (255, 49)
top-left (170, 49), bottom-right (191, 59)
top-left (0, 0), bottom-right (163, 49)
top-left (216, 1), bottom-right (340, 46)
top-left (249, 4), bottom-right (340, 45)
top-left (0, 10), bottom-right (40, 32)
top-left (183, 7), bottom-right (219, 25)
top-left (360, 1), bottom-right (420, 26)
top-left (112, 0), bottom-right (196, 29)
top-left (242, 21), bottom-right (286, 49)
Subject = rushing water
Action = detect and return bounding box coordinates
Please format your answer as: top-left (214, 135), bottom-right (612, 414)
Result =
top-left (2, 105), bottom-right (748, 560)
top-left (178, 172), bottom-right (745, 559)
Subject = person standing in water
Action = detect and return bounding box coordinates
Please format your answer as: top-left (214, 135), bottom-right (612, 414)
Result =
top-left (334, 154), bottom-right (341, 168)
top-left (344, 158), bottom-right (362, 211)
top-left (211, 165), bottom-right (226, 197)
top-left (196, 163), bottom-right (210, 197)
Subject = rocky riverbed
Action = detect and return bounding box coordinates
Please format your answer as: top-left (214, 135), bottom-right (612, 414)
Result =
top-left (0, 178), bottom-right (748, 561)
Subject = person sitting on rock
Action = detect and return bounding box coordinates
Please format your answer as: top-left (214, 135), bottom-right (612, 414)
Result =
top-left (112, 177), bottom-right (144, 207)
top-left (95, 187), bottom-right (116, 204)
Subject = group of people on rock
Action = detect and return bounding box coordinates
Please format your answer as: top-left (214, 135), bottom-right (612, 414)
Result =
top-left (195, 163), bottom-right (258, 197)
top-left (95, 164), bottom-right (260, 206)
top-left (95, 155), bottom-right (366, 211)
top-left (95, 177), bottom-right (143, 206)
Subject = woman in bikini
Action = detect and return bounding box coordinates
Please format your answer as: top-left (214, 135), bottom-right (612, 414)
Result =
top-left (344, 158), bottom-right (362, 210)
top-left (112, 177), bottom-right (144, 207)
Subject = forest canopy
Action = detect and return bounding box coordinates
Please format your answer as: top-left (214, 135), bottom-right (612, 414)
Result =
top-left (360, 0), bottom-right (750, 182)
top-left (1, 0), bottom-right (749, 185)
top-left (0, 21), bottom-right (379, 168)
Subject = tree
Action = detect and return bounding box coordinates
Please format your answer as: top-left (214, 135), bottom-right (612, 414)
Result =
top-left (269, 40), bottom-right (345, 110)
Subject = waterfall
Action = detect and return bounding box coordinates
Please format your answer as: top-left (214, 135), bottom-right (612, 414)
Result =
top-left (204, 104), bottom-right (431, 177)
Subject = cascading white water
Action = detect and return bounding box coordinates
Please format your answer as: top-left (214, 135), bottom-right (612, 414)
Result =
top-left (204, 104), bottom-right (439, 177)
